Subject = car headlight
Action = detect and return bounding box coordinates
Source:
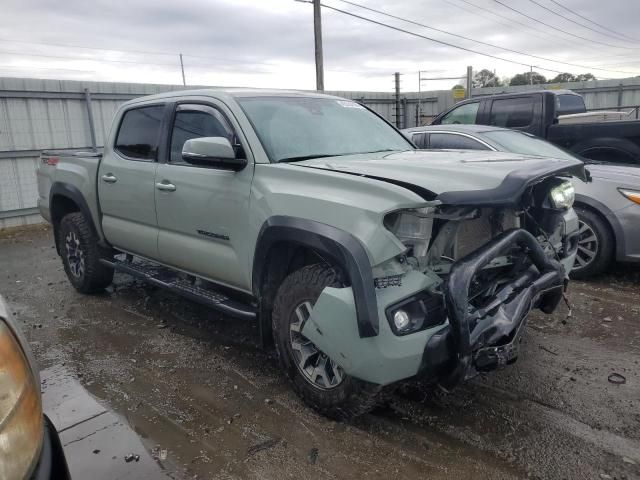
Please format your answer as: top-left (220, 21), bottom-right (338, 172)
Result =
top-left (619, 188), bottom-right (640, 205)
top-left (384, 208), bottom-right (433, 258)
top-left (0, 318), bottom-right (44, 480)
top-left (549, 181), bottom-right (575, 209)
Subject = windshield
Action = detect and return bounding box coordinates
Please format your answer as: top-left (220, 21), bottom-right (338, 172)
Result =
top-left (237, 96), bottom-right (412, 162)
top-left (484, 130), bottom-right (578, 161)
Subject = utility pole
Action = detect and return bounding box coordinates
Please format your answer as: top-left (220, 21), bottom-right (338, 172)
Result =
top-left (466, 65), bottom-right (473, 99)
top-left (530, 65), bottom-right (533, 86)
top-left (394, 72), bottom-right (401, 128)
top-left (313, 0), bottom-right (324, 91)
top-left (179, 53), bottom-right (186, 86)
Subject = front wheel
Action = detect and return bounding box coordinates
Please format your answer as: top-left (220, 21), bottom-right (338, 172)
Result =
top-left (570, 207), bottom-right (614, 279)
top-left (272, 264), bottom-right (382, 420)
top-left (58, 212), bottom-right (114, 293)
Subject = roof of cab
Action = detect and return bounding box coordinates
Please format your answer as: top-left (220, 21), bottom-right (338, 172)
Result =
top-left (121, 88), bottom-right (348, 107)
top-left (403, 124), bottom-right (510, 134)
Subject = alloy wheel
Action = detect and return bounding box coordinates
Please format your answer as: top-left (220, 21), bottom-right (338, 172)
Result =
top-left (65, 231), bottom-right (85, 278)
top-left (289, 301), bottom-right (345, 390)
top-left (574, 220), bottom-right (599, 270)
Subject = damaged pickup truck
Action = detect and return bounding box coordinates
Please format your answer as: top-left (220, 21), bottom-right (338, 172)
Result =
top-left (37, 90), bottom-right (586, 419)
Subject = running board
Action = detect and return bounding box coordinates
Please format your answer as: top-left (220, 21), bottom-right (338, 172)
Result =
top-left (101, 258), bottom-right (257, 320)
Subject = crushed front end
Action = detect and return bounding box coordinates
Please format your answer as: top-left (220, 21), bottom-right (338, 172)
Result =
top-left (302, 168), bottom-right (584, 389)
top-left (386, 176), bottom-right (580, 388)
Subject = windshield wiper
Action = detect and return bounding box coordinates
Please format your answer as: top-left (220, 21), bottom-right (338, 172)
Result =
top-left (278, 154), bottom-right (345, 163)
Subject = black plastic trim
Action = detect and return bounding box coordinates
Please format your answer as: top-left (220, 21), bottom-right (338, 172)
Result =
top-left (49, 181), bottom-right (106, 251)
top-left (437, 160), bottom-right (586, 206)
top-left (442, 228), bottom-right (565, 388)
top-left (253, 216), bottom-right (379, 338)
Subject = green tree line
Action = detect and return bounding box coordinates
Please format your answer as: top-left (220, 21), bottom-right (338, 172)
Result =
top-left (471, 68), bottom-right (597, 88)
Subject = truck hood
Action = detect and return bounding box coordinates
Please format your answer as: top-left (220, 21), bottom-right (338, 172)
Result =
top-left (295, 149), bottom-right (586, 205)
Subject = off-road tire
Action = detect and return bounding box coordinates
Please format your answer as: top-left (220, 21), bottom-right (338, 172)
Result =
top-left (570, 207), bottom-right (614, 280)
top-left (272, 263), bottom-right (382, 420)
top-left (58, 212), bottom-right (114, 293)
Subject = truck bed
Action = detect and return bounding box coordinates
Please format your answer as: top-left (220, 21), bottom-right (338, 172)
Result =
top-left (37, 149), bottom-right (103, 225)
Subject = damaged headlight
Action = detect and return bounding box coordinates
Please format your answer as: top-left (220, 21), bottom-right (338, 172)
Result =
top-left (0, 302), bottom-right (44, 480)
top-left (384, 208), bottom-right (433, 258)
top-left (549, 181), bottom-right (575, 210)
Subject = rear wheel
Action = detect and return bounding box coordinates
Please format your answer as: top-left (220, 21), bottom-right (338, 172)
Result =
top-left (272, 264), bottom-right (382, 420)
top-left (571, 207), bottom-right (614, 279)
top-left (58, 212), bottom-right (114, 293)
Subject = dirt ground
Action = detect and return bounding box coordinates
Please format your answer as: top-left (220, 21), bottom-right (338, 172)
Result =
top-left (1, 224), bottom-right (639, 480)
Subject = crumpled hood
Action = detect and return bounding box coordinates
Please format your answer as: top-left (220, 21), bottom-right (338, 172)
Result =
top-left (295, 150), bottom-right (586, 205)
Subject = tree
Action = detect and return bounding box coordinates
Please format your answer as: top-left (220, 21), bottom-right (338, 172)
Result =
top-left (550, 72), bottom-right (576, 83)
top-left (473, 69), bottom-right (502, 88)
top-left (575, 73), bottom-right (596, 82)
top-left (509, 71), bottom-right (547, 86)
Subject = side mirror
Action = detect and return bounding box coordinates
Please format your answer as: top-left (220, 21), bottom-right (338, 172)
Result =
top-left (182, 137), bottom-right (247, 170)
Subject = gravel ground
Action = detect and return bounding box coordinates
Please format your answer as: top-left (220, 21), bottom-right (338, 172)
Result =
top-left (1, 224), bottom-right (639, 480)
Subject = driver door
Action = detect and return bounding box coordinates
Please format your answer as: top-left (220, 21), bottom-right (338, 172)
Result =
top-left (154, 102), bottom-right (254, 292)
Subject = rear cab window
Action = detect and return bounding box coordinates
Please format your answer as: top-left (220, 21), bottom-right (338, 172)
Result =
top-left (556, 94), bottom-right (587, 115)
top-left (489, 97), bottom-right (534, 128)
top-left (429, 133), bottom-right (490, 150)
top-left (439, 102), bottom-right (480, 125)
top-left (115, 105), bottom-right (165, 160)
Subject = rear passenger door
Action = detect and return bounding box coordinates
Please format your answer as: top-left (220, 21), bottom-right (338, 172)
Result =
top-left (98, 104), bottom-right (166, 259)
top-left (154, 102), bottom-right (254, 292)
top-left (487, 95), bottom-right (543, 136)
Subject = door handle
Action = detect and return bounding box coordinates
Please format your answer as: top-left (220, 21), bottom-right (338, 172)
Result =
top-left (156, 181), bottom-right (176, 192)
top-left (101, 173), bottom-right (117, 183)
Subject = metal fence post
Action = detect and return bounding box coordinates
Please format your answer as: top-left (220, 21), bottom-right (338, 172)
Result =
top-left (83, 88), bottom-right (97, 152)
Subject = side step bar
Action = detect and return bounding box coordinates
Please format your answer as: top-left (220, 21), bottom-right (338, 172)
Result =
top-left (101, 258), bottom-right (257, 320)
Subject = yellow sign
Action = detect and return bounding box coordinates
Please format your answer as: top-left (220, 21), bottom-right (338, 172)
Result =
top-left (452, 87), bottom-right (466, 99)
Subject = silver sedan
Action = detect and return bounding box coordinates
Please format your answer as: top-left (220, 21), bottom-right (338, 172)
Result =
top-left (402, 124), bottom-right (640, 278)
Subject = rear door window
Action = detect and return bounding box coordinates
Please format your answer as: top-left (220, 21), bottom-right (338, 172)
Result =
top-left (439, 102), bottom-right (480, 125)
top-left (429, 133), bottom-right (489, 150)
top-left (489, 97), bottom-right (534, 128)
top-left (115, 105), bottom-right (165, 160)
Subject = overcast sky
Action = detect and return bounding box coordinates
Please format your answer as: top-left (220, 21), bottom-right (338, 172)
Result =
top-left (1, 0), bottom-right (639, 92)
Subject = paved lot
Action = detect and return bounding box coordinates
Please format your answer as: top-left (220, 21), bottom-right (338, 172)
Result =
top-left (1, 225), bottom-right (639, 479)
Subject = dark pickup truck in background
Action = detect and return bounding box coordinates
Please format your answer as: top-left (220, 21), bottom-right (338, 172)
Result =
top-left (431, 90), bottom-right (640, 164)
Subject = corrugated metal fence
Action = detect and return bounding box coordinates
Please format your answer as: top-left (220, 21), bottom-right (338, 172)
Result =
top-left (3, 75), bottom-right (640, 227)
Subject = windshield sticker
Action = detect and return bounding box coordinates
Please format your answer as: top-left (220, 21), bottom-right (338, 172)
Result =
top-left (336, 100), bottom-right (365, 109)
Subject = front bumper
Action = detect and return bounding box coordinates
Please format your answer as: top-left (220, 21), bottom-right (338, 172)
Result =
top-left (30, 415), bottom-right (70, 480)
top-left (303, 228), bottom-right (568, 387)
top-left (421, 228), bottom-right (565, 389)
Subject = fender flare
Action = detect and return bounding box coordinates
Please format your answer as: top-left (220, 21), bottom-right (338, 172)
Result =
top-left (49, 182), bottom-right (102, 249)
top-left (570, 137), bottom-right (640, 164)
top-left (574, 194), bottom-right (625, 261)
top-left (252, 216), bottom-right (379, 338)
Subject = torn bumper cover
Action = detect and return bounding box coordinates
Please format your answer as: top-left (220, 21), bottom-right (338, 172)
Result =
top-left (420, 228), bottom-right (565, 389)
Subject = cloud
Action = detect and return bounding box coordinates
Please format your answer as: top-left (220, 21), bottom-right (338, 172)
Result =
top-left (0, 0), bottom-right (638, 91)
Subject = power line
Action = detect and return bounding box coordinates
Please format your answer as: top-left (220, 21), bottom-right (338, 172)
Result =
top-left (297, 1), bottom-right (572, 74)
top-left (453, 0), bottom-right (596, 52)
top-left (525, 0), bottom-right (638, 45)
top-left (332, 0), bottom-right (638, 75)
top-left (0, 50), bottom-right (179, 67)
top-left (0, 64), bottom-right (96, 73)
top-left (492, 0), bottom-right (639, 50)
top-left (548, 0), bottom-right (640, 43)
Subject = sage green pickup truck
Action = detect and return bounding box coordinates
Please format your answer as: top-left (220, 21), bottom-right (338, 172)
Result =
top-left (37, 89), bottom-right (585, 419)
